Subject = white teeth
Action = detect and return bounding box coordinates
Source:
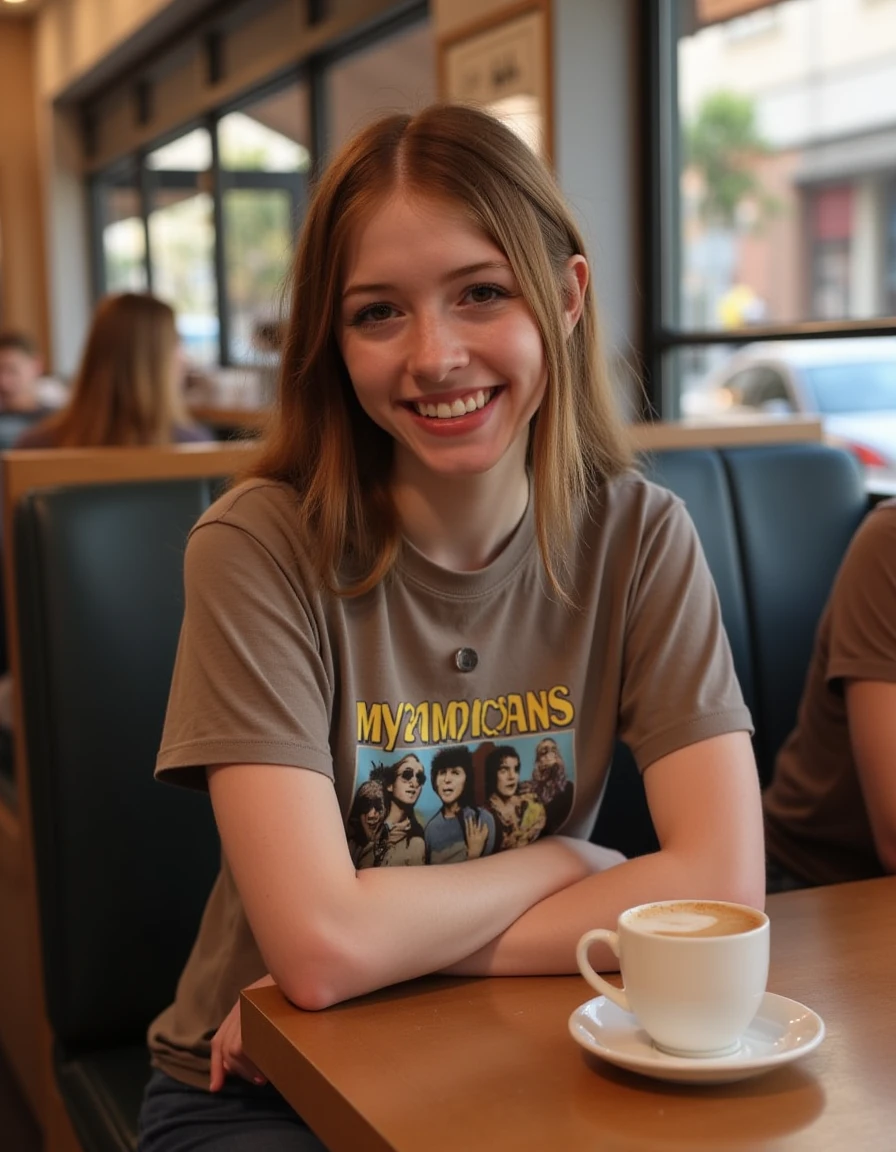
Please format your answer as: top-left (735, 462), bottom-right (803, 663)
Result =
top-left (414, 388), bottom-right (493, 419)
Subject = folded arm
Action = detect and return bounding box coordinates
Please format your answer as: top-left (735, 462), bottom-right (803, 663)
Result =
top-left (444, 730), bottom-right (765, 976)
top-left (210, 729), bottom-right (763, 1007)
top-left (208, 763), bottom-right (614, 1010)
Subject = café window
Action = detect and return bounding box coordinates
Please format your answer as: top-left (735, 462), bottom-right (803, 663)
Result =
top-left (649, 0), bottom-right (896, 426)
top-left (145, 127), bottom-right (219, 367)
top-left (218, 81), bottom-right (311, 365)
top-left (88, 1), bottom-right (431, 370)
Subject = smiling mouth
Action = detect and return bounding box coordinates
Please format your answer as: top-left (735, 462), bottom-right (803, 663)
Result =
top-left (411, 388), bottom-right (495, 420)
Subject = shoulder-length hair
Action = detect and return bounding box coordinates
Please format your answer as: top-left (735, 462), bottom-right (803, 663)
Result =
top-left (36, 293), bottom-right (188, 447)
top-left (249, 103), bottom-right (633, 597)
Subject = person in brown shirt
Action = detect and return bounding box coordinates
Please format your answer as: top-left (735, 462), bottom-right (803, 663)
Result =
top-left (764, 499), bottom-right (896, 890)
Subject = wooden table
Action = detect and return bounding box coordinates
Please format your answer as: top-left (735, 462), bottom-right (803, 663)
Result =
top-left (242, 877), bottom-right (895, 1151)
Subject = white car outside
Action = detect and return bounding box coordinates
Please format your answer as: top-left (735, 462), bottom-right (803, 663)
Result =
top-left (688, 338), bottom-right (896, 490)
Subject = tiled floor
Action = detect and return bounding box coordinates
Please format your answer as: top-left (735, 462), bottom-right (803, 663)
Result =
top-left (0, 1051), bottom-right (41, 1152)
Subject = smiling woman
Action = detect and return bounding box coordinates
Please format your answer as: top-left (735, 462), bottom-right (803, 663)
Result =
top-left (137, 104), bottom-right (763, 1152)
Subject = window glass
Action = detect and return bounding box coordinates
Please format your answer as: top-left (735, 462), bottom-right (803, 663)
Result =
top-left (677, 0), bottom-right (896, 333)
top-left (326, 18), bottom-right (436, 155)
top-left (668, 0), bottom-right (896, 430)
top-left (218, 84), bottom-right (310, 365)
top-left (97, 163), bottom-right (147, 293)
top-left (146, 128), bottom-right (218, 366)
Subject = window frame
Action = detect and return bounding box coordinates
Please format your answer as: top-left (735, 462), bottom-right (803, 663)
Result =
top-left (640, 0), bottom-right (896, 422)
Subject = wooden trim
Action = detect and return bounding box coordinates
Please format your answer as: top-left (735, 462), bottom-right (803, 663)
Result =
top-left (629, 417), bottom-right (824, 452)
top-left (0, 441), bottom-right (252, 1133)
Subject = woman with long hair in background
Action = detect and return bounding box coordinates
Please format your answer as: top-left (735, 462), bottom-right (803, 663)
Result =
top-left (15, 292), bottom-right (212, 448)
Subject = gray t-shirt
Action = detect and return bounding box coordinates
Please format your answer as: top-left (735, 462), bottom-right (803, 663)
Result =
top-left (149, 472), bottom-right (752, 1086)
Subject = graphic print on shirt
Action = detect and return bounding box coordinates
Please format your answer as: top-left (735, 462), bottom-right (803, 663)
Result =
top-left (346, 706), bottom-right (576, 868)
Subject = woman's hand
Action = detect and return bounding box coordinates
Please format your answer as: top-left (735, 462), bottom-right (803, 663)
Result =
top-left (209, 974), bottom-right (276, 1092)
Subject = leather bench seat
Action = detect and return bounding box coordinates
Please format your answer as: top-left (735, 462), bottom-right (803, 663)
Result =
top-left (15, 478), bottom-right (224, 1152)
top-left (592, 442), bottom-right (869, 857)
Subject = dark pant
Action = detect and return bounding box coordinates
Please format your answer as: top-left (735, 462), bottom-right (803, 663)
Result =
top-left (766, 855), bottom-right (812, 895)
top-left (137, 1069), bottom-right (329, 1152)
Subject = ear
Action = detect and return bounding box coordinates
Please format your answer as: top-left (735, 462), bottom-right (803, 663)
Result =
top-left (562, 255), bottom-right (589, 336)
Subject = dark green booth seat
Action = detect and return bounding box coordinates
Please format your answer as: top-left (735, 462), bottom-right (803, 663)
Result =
top-left (592, 441), bottom-right (869, 859)
top-left (15, 478), bottom-right (225, 1152)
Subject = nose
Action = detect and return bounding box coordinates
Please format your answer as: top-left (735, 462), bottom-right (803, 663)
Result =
top-left (406, 312), bottom-right (469, 384)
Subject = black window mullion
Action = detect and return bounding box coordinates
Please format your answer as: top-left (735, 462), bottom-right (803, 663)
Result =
top-left (139, 153), bottom-right (154, 295)
top-left (209, 114), bottom-right (229, 366)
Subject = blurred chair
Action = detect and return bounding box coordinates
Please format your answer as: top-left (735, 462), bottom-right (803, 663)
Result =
top-left (0, 443), bottom-right (250, 1150)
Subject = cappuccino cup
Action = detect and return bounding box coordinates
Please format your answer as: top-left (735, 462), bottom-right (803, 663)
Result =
top-left (576, 899), bottom-right (769, 1058)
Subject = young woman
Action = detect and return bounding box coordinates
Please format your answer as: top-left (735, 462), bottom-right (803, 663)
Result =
top-left (15, 292), bottom-right (212, 448)
top-left (345, 779), bottom-right (385, 868)
top-left (138, 103), bottom-right (764, 1151)
top-left (369, 753), bottom-right (427, 865)
top-left (485, 743), bottom-right (547, 851)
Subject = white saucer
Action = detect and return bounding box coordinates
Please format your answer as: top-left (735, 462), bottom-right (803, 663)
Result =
top-left (569, 991), bottom-right (824, 1084)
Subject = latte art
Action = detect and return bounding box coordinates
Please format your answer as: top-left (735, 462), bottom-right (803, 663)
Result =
top-left (630, 900), bottom-right (765, 938)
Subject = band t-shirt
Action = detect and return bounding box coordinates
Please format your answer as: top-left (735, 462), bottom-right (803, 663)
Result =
top-left (148, 472), bottom-right (752, 1087)
top-left (764, 500), bottom-right (896, 886)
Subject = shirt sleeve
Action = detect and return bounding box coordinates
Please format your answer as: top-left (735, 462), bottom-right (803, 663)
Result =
top-left (155, 514), bottom-right (335, 790)
top-left (617, 493), bottom-right (753, 771)
top-left (827, 504), bottom-right (896, 687)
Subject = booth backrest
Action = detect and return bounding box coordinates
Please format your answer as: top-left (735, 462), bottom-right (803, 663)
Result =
top-left (593, 441), bottom-right (869, 857)
top-left (15, 479), bottom-right (223, 1055)
top-left (0, 443), bottom-right (251, 1122)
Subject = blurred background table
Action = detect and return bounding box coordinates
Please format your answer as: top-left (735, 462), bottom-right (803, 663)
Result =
top-left (242, 876), bottom-right (895, 1152)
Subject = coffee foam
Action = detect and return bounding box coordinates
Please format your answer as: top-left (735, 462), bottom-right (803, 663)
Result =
top-left (629, 901), bottom-right (764, 938)
top-left (635, 910), bottom-right (719, 935)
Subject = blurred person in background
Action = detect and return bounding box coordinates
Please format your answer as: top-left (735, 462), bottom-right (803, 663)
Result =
top-left (15, 293), bottom-right (213, 449)
top-left (0, 295), bottom-right (212, 732)
top-left (0, 330), bottom-right (62, 416)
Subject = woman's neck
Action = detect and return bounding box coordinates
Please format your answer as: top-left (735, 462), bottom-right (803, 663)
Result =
top-left (392, 447), bottom-right (530, 572)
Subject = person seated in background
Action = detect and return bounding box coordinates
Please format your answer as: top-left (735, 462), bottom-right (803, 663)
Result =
top-left (764, 499), bottom-right (896, 891)
top-left (0, 330), bottom-right (59, 416)
top-left (14, 293), bottom-right (213, 449)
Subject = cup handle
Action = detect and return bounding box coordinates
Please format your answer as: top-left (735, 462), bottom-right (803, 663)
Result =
top-left (575, 928), bottom-right (631, 1013)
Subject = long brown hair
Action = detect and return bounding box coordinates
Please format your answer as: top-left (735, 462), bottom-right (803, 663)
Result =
top-left (38, 293), bottom-right (188, 447)
top-left (251, 103), bottom-right (633, 597)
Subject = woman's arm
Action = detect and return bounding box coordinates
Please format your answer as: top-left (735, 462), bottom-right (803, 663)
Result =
top-left (208, 763), bottom-right (616, 1010)
top-left (844, 680), bottom-right (896, 873)
top-left (444, 730), bottom-right (764, 976)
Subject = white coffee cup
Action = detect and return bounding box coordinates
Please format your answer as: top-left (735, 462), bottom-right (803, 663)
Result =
top-left (576, 899), bottom-right (769, 1058)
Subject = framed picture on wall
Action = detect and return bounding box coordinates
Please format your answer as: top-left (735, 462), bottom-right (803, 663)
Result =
top-left (438, 1), bottom-right (553, 163)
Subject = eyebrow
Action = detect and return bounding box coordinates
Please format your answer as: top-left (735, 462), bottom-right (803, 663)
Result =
top-left (342, 260), bottom-right (511, 301)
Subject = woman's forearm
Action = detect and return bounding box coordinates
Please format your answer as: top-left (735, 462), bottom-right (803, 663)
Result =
top-left (443, 845), bottom-right (745, 976)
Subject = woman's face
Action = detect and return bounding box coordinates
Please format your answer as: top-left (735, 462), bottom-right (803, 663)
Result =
top-left (495, 757), bottom-right (520, 799)
top-left (435, 764), bottom-right (466, 805)
top-left (337, 191), bottom-right (548, 486)
top-left (360, 797), bottom-right (384, 841)
top-left (389, 756), bottom-right (425, 806)
top-left (536, 739), bottom-right (561, 769)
